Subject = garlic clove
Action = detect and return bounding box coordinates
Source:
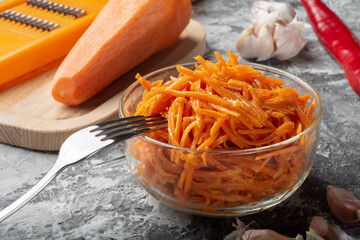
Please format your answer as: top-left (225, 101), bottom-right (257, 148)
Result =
top-left (236, 25), bottom-right (274, 61)
top-left (309, 216), bottom-right (357, 240)
top-left (236, 27), bottom-right (260, 60)
top-left (305, 230), bottom-right (325, 240)
top-left (309, 217), bottom-right (336, 240)
top-left (252, 1), bottom-right (296, 32)
top-left (223, 218), bottom-right (246, 240)
top-left (252, 6), bottom-right (278, 36)
top-left (242, 229), bottom-right (292, 240)
top-left (272, 16), bottom-right (306, 61)
top-left (327, 185), bottom-right (360, 226)
top-left (256, 24), bottom-right (275, 61)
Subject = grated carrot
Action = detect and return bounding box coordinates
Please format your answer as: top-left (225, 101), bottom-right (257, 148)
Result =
top-left (130, 51), bottom-right (317, 207)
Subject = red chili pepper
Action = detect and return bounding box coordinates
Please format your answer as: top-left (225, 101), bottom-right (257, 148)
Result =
top-left (301, 0), bottom-right (360, 95)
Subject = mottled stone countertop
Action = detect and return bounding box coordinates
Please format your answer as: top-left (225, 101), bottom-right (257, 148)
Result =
top-left (1, 0), bottom-right (359, 239)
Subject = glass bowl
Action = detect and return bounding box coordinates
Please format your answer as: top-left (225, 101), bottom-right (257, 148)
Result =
top-left (119, 62), bottom-right (324, 217)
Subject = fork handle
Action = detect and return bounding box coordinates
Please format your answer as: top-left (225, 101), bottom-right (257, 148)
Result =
top-left (0, 163), bottom-right (64, 223)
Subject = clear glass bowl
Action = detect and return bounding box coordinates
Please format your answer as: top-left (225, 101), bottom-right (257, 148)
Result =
top-left (119, 62), bottom-right (324, 217)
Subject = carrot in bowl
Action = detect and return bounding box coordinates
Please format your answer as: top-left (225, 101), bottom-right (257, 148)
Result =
top-left (129, 51), bottom-right (316, 207)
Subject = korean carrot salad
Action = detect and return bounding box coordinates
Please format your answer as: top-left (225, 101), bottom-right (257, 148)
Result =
top-left (130, 51), bottom-right (316, 207)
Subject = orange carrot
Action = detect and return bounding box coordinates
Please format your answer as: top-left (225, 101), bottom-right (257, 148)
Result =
top-left (130, 51), bottom-right (317, 208)
top-left (52, 0), bottom-right (191, 106)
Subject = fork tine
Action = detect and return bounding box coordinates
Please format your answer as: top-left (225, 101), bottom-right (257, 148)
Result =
top-left (93, 115), bottom-right (165, 135)
top-left (97, 118), bottom-right (167, 139)
top-left (93, 114), bottom-right (163, 131)
top-left (102, 122), bottom-right (167, 142)
top-left (93, 115), bottom-right (167, 141)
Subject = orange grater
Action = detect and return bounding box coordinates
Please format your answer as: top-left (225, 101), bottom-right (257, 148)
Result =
top-left (0, 0), bottom-right (108, 90)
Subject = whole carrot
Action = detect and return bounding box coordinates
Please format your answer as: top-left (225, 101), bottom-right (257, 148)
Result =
top-left (51, 0), bottom-right (192, 106)
top-left (301, 0), bottom-right (360, 96)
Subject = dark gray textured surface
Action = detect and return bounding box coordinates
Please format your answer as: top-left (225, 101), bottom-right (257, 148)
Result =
top-left (1, 0), bottom-right (359, 239)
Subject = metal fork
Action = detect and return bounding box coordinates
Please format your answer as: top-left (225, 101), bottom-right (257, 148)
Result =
top-left (0, 114), bottom-right (167, 223)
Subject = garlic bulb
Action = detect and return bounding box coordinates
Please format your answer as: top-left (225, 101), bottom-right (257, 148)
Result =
top-left (236, 1), bottom-right (306, 61)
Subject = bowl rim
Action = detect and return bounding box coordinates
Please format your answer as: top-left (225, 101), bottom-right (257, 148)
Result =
top-left (119, 62), bottom-right (324, 154)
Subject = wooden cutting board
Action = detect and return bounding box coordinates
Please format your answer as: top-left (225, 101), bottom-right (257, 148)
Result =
top-left (0, 19), bottom-right (206, 151)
